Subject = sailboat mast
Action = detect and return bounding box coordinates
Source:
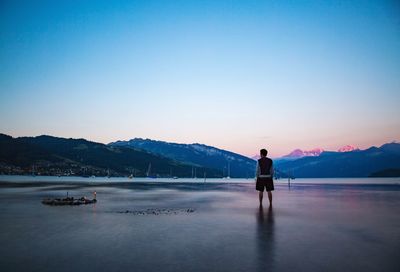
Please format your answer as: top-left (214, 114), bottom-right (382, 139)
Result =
top-left (147, 163), bottom-right (151, 177)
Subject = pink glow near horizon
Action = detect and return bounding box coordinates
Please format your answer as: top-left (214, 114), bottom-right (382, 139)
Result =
top-left (219, 138), bottom-right (399, 158)
top-left (88, 134), bottom-right (399, 158)
top-left (3, 129), bottom-right (398, 159)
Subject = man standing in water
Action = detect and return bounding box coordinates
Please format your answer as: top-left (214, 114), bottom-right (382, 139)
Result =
top-left (256, 149), bottom-right (274, 207)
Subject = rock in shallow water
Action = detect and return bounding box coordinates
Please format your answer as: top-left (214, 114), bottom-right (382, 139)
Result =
top-left (116, 208), bottom-right (195, 215)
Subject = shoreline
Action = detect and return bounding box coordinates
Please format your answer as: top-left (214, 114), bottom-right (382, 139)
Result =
top-left (0, 175), bottom-right (399, 186)
top-left (0, 180), bottom-right (399, 191)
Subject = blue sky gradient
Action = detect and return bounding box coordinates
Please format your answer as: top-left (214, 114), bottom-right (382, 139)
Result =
top-left (1, 0), bottom-right (399, 157)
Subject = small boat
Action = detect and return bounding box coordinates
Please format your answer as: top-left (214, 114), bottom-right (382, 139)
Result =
top-left (146, 163), bottom-right (157, 178)
top-left (42, 197), bottom-right (97, 206)
top-left (42, 192), bottom-right (97, 206)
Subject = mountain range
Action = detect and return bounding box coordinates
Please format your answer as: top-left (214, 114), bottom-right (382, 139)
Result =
top-left (282, 148), bottom-right (325, 159)
top-left (0, 134), bottom-right (221, 177)
top-left (278, 145), bottom-right (359, 160)
top-left (109, 138), bottom-right (256, 178)
top-left (1, 132), bottom-right (399, 178)
top-left (275, 142), bottom-right (400, 178)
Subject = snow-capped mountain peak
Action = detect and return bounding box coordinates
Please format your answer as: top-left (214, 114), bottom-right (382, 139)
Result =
top-left (283, 148), bottom-right (324, 158)
top-left (338, 145), bottom-right (359, 152)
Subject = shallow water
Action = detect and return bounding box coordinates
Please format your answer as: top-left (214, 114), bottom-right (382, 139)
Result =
top-left (0, 180), bottom-right (399, 272)
top-left (1, 175), bottom-right (400, 184)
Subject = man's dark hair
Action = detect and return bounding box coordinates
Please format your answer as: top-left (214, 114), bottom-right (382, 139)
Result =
top-left (260, 149), bottom-right (268, 157)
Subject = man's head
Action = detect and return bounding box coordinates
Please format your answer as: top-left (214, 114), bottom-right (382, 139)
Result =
top-left (260, 149), bottom-right (268, 157)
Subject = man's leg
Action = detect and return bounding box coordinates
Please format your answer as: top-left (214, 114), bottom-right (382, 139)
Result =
top-left (267, 191), bottom-right (272, 206)
top-left (259, 191), bottom-right (263, 206)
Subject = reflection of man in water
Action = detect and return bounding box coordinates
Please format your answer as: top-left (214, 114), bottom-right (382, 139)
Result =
top-left (255, 149), bottom-right (274, 207)
top-left (256, 205), bottom-right (275, 271)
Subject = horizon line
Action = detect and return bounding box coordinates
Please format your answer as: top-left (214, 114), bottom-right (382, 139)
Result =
top-left (1, 131), bottom-right (398, 159)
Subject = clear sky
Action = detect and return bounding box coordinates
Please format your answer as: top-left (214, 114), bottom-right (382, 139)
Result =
top-left (1, 0), bottom-right (399, 157)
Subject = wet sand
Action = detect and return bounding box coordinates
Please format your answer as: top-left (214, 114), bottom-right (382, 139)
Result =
top-left (0, 181), bottom-right (399, 272)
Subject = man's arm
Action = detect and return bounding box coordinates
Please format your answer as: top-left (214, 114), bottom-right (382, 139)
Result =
top-left (270, 162), bottom-right (274, 177)
top-left (255, 161), bottom-right (259, 180)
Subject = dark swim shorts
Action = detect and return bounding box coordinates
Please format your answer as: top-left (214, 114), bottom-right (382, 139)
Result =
top-left (256, 177), bottom-right (274, 192)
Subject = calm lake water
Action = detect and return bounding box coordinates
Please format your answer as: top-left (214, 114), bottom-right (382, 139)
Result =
top-left (0, 177), bottom-right (399, 272)
top-left (1, 175), bottom-right (400, 184)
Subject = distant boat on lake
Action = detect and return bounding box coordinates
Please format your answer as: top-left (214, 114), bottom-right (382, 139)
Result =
top-left (223, 160), bottom-right (231, 179)
top-left (146, 163), bottom-right (157, 178)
